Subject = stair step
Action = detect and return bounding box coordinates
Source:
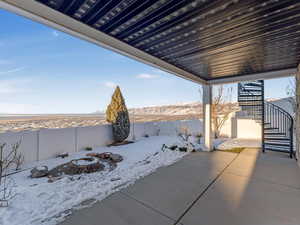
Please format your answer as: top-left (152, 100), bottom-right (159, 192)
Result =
top-left (264, 125), bottom-right (274, 128)
top-left (265, 143), bottom-right (291, 148)
top-left (239, 104), bottom-right (263, 107)
top-left (239, 98), bottom-right (262, 100)
top-left (243, 85), bottom-right (262, 88)
top-left (264, 142), bottom-right (290, 147)
top-left (240, 89), bottom-right (262, 92)
top-left (239, 97), bottom-right (262, 99)
top-left (264, 136), bottom-right (288, 140)
top-left (238, 99), bottom-right (263, 102)
top-left (265, 144), bottom-right (291, 148)
top-left (238, 94), bottom-right (262, 97)
top-left (242, 83), bottom-right (263, 87)
top-left (238, 96), bottom-right (263, 99)
top-left (241, 106), bottom-right (262, 108)
top-left (264, 137), bottom-right (290, 141)
top-left (239, 101), bottom-right (262, 104)
top-left (240, 104), bottom-right (260, 107)
top-left (264, 132), bottom-right (286, 135)
top-left (264, 127), bottom-right (279, 130)
top-left (264, 147), bottom-right (291, 153)
top-left (239, 101), bottom-right (263, 105)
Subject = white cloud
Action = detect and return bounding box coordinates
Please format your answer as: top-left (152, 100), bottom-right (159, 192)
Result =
top-left (103, 81), bottom-right (117, 88)
top-left (0, 67), bottom-right (25, 75)
top-left (136, 73), bottom-right (159, 79)
top-left (152, 69), bottom-right (169, 75)
top-left (52, 31), bottom-right (59, 37)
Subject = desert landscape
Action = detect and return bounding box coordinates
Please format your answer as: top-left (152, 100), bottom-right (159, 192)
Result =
top-left (0, 102), bottom-right (204, 132)
top-left (0, 98), bottom-right (291, 133)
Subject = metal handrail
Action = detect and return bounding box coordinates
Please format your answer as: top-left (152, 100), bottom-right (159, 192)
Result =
top-left (238, 81), bottom-right (294, 158)
top-left (265, 101), bottom-right (293, 121)
top-left (239, 83), bottom-right (293, 124)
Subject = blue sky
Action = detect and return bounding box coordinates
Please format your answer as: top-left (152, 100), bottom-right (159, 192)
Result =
top-left (0, 9), bottom-right (293, 114)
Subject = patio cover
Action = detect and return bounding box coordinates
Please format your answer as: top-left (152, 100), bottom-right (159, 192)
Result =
top-left (0, 0), bottom-right (299, 84)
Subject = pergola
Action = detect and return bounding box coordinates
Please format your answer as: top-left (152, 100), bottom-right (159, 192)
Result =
top-left (0, 0), bottom-right (299, 155)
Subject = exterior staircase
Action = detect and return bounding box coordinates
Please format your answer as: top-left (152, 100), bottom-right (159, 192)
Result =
top-left (238, 80), bottom-right (294, 158)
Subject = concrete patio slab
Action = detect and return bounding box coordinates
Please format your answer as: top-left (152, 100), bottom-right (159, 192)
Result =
top-left (59, 148), bottom-right (300, 225)
top-left (180, 172), bottom-right (300, 225)
top-left (59, 192), bottom-right (175, 225)
top-left (121, 151), bottom-right (236, 219)
top-left (225, 149), bottom-right (300, 189)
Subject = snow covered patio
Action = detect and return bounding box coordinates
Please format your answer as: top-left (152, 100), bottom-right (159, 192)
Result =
top-left (59, 147), bottom-right (300, 225)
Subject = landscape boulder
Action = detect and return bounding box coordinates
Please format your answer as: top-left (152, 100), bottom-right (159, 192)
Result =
top-left (56, 152), bottom-right (69, 158)
top-left (30, 166), bottom-right (49, 178)
top-left (86, 152), bottom-right (123, 163)
top-left (110, 154), bottom-right (123, 163)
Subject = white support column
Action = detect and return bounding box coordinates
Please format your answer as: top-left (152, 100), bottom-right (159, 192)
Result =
top-left (296, 64), bottom-right (300, 165)
top-left (203, 84), bottom-right (213, 151)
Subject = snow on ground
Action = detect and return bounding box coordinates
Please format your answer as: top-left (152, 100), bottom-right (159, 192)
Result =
top-left (0, 136), bottom-right (189, 225)
top-left (216, 138), bottom-right (261, 150)
top-left (0, 136), bottom-right (261, 225)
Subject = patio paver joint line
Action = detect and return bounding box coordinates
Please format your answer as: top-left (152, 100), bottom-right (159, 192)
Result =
top-left (173, 152), bottom-right (241, 225)
top-left (119, 191), bottom-right (178, 223)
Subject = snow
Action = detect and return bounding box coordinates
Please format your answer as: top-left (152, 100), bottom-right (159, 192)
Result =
top-left (0, 136), bottom-right (261, 225)
top-left (0, 136), bottom-right (188, 225)
top-left (72, 158), bottom-right (97, 166)
top-left (215, 138), bottom-right (261, 150)
top-left (36, 166), bottom-right (48, 170)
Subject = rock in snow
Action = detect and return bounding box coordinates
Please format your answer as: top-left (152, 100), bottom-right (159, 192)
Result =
top-left (30, 166), bottom-right (48, 178)
top-left (110, 154), bottom-right (123, 163)
top-left (0, 136), bottom-right (188, 225)
top-left (0, 136), bottom-right (259, 225)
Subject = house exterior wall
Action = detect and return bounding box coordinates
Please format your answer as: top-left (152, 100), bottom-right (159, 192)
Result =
top-left (296, 64), bottom-right (300, 166)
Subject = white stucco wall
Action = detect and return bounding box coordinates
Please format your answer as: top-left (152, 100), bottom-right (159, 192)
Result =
top-left (38, 128), bottom-right (76, 160)
top-left (128, 122), bottom-right (147, 140)
top-left (235, 118), bottom-right (262, 139)
top-left (144, 122), bottom-right (159, 136)
top-left (0, 131), bottom-right (38, 164)
top-left (158, 121), bottom-right (180, 136)
top-left (77, 125), bottom-right (112, 151)
top-left (0, 118), bottom-right (261, 166)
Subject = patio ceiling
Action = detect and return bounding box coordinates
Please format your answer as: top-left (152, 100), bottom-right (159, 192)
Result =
top-left (0, 0), bottom-right (299, 84)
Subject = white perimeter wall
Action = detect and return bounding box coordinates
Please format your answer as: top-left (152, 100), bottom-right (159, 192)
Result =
top-left (0, 118), bottom-right (261, 165)
top-left (235, 119), bottom-right (262, 139)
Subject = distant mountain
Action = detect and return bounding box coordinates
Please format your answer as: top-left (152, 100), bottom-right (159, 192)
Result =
top-left (127, 102), bottom-right (202, 115)
top-left (94, 98), bottom-right (294, 117)
top-left (91, 110), bottom-right (104, 115)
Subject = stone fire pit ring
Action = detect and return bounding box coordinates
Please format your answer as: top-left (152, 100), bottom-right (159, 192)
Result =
top-left (67, 157), bottom-right (104, 174)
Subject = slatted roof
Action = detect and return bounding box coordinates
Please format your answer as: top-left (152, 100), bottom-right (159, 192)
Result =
top-left (1, 0), bottom-right (299, 84)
